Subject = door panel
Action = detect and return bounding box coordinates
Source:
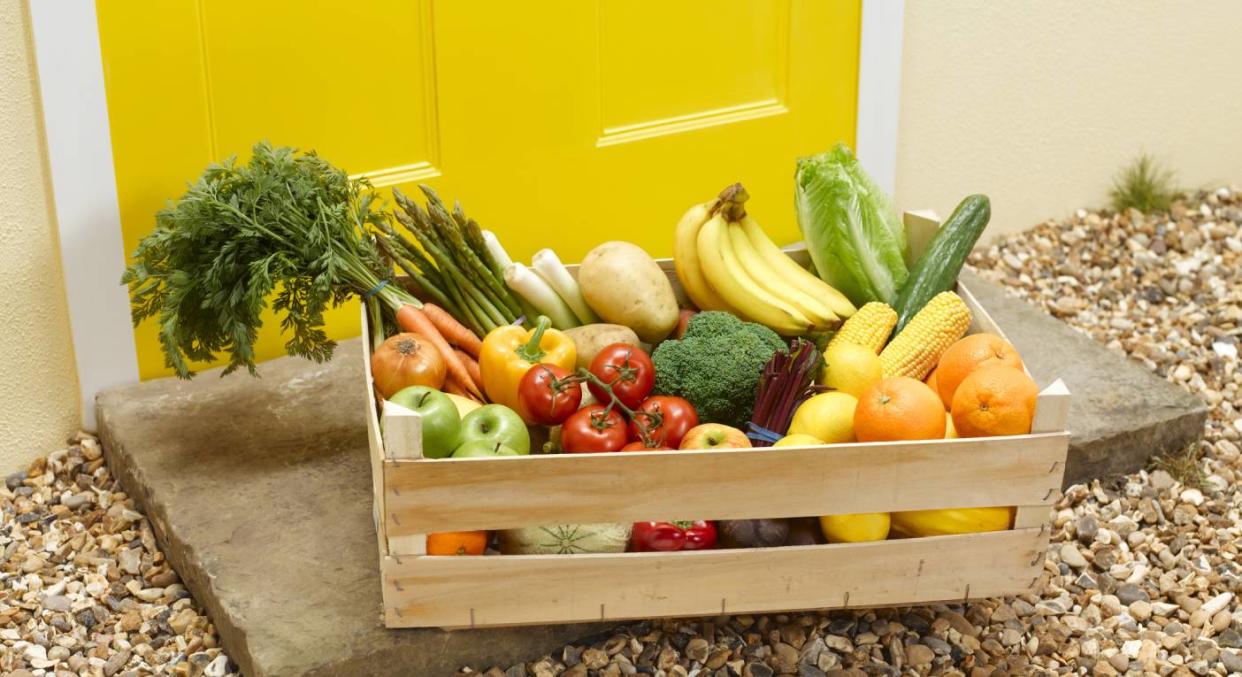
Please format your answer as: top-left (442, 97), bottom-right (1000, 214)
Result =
top-left (200, 0), bottom-right (440, 179)
top-left (598, 0), bottom-right (786, 131)
top-left (98, 0), bottom-right (860, 379)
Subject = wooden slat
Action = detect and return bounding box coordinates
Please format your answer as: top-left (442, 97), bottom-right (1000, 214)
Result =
top-left (903, 209), bottom-right (942, 266)
top-left (384, 432), bottom-right (1068, 536)
top-left (361, 304), bottom-right (389, 557)
top-left (383, 528), bottom-right (1048, 628)
top-left (957, 278), bottom-right (1009, 342)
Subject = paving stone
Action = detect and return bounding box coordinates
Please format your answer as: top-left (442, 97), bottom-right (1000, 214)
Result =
top-left (960, 270), bottom-right (1207, 485)
top-left (97, 341), bottom-right (607, 677)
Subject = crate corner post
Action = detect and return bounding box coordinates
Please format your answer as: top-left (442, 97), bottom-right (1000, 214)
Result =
top-left (381, 400), bottom-right (429, 558)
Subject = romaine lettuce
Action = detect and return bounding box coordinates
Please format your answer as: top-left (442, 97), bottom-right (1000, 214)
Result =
top-left (795, 145), bottom-right (908, 305)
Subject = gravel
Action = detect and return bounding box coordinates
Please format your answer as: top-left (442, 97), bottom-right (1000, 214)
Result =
top-left (0, 434), bottom-right (237, 676)
top-left (6, 189), bottom-right (1242, 676)
top-left (460, 187), bottom-right (1242, 676)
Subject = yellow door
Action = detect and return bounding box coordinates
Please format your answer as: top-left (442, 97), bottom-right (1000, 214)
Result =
top-left (98, 1), bottom-right (861, 379)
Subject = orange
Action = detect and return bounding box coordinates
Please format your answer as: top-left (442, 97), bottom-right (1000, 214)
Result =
top-left (935, 334), bottom-right (1024, 409)
top-left (854, 377), bottom-right (946, 442)
top-left (951, 366), bottom-right (1039, 437)
top-left (427, 530), bottom-right (489, 556)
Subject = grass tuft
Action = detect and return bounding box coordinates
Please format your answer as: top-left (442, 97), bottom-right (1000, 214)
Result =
top-left (1110, 154), bottom-right (1178, 214)
top-left (1149, 442), bottom-right (1207, 490)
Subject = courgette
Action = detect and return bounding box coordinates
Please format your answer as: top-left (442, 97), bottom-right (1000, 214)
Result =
top-left (892, 195), bottom-right (991, 332)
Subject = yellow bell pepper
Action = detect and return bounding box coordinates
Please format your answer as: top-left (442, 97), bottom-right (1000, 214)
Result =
top-left (479, 316), bottom-right (576, 422)
top-left (889, 507), bottom-right (1014, 538)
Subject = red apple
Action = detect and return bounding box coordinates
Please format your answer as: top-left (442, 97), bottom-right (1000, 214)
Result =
top-left (679, 423), bottom-right (751, 450)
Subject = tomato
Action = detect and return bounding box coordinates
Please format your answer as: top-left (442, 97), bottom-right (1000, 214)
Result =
top-left (620, 440), bottom-right (672, 452)
top-left (518, 364), bottom-right (581, 425)
top-left (587, 344), bottom-right (655, 409)
top-left (629, 396), bottom-right (699, 448)
top-left (562, 405), bottom-right (628, 453)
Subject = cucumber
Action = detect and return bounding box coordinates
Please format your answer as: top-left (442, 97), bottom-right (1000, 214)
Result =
top-left (892, 195), bottom-right (991, 333)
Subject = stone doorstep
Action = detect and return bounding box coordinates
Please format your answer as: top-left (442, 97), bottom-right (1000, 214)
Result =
top-left (95, 274), bottom-right (1206, 676)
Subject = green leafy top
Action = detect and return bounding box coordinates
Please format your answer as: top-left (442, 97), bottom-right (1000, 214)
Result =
top-left (121, 142), bottom-right (412, 378)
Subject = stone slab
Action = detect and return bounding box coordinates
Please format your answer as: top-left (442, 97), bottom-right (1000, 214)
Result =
top-left (96, 276), bottom-right (1207, 675)
top-left (961, 269), bottom-right (1207, 484)
top-left (96, 342), bottom-right (609, 677)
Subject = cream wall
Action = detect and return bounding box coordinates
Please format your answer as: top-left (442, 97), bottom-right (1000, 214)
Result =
top-left (895, 0), bottom-right (1242, 238)
top-left (0, 0), bottom-right (80, 470)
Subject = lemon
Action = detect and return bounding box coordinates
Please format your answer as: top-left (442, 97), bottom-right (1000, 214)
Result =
top-left (788, 392), bottom-right (857, 444)
top-left (819, 513), bottom-right (891, 543)
top-left (772, 433), bottom-right (823, 448)
top-left (820, 342), bottom-right (884, 398)
top-left (945, 415), bottom-right (958, 439)
top-left (445, 393), bottom-right (483, 418)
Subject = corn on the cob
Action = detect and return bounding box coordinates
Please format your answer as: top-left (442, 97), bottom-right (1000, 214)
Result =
top-left (879, 292), bottom-right (971, 379)
top-left (826, 302), bottom-right (897, 354)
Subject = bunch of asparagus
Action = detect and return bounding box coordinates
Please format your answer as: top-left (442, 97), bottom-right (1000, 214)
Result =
top-left (375, 186), bottom-right (522, 336)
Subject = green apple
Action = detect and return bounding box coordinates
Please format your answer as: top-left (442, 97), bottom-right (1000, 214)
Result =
top-left (458, 404), bottom-right (530, 455)
top-left (388, 386), bottom-right (461, 459)
top-left (451, 440), bottom-right (521, 458)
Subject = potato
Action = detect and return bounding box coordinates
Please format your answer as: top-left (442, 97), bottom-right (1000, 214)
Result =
top-left (577, 241), bottom-right (679, 342)
top-left (564, 324), bottom-right (641, 370)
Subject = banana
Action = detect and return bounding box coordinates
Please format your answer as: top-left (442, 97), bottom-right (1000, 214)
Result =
top-left (673, 200), bottom-right (732, 312)
top-left (726, 223), bottom-right (839, 330)
top-left (739, 215), bottom-right (858, 319)
top-left (696, 214), bottom-right (812, 335)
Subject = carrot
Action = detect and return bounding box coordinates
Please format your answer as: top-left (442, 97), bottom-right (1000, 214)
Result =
top-left (421, 303), bottom-right (482, 358)
top-left (444, 376), bottom-right (485, 403)
top-left (443, 378), bottom-right (469, 398)
top-left (396, 305), bottom-right (485, 399)
top-left (454, 349), bottom-right (484, 391)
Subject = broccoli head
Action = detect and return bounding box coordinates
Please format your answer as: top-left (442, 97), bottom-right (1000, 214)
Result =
top-left (651, 311), bottom-right (787, 428)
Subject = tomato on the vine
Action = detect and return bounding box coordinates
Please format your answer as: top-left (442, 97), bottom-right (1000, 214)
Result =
top-left (518, 364), bottom-right (581, 425)
top-left (587, 344), bottom-right (655, 409)
top-left (561, 405), bottom-right (628, 453)
top-left (620, 440), bottom-right (672, 452)
top-left (629, 396), bottom-right (699, 448)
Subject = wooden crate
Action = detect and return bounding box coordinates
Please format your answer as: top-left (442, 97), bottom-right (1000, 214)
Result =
top-left (363, 223), bottom-right (1070, 629)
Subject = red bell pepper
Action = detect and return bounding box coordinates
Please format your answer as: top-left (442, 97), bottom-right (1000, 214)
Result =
top-left (631, 520), bottom-right (717, 551)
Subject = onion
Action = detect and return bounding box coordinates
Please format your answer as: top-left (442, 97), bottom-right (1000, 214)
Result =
top-left (370, 332), bottom-right (446, 398)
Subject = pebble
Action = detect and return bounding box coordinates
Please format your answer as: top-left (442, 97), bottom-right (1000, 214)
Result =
top-left (1149, 470), bottom-right (1176, 491)
top-left (1200, 592), bottom-right (1234, 618)
top-left (1060, 543), bottom-right (1088, 568)
top-left (1129, 600), bottom-right (1152, 621)
top-left (1219, 629), bottom-right (1242, 649)
top-left (1116, 584), bottom-right (1150, 606)
top-left (1075, 514), bottom-right (1100, 544)
top-left (905, 644), bottom-right (934, 666)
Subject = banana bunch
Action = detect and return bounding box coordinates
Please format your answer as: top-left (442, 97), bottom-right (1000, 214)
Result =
top-left (674, 183), bottom-right (856, 335)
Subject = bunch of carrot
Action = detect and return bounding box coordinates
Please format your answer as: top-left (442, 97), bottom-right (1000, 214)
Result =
top-left (395, 303), bottom-right (487, 401)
